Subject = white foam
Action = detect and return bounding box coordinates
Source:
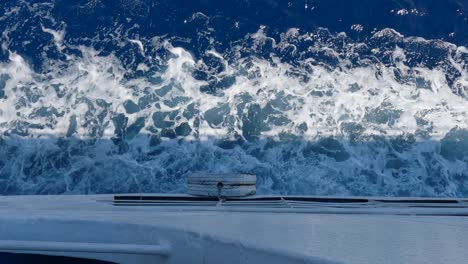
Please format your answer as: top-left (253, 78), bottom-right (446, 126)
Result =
top-left (41, 25), bottom-right (66, 52)
top-left (129, 39), bottom-right (145, 57)
top-left (1, 32), bottom-right (467, 141)
top-left (1, 21), bottom-right (468, 196)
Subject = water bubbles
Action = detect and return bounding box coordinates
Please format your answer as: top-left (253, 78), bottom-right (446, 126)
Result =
top-left (351, 24), bottom-right (364, 32)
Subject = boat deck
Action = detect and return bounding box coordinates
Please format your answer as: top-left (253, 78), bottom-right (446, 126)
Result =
top-left (1, 194), bottom-right (467, 264)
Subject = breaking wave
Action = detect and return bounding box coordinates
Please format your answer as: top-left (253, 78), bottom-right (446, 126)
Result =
top-left (0, 0), bottom-right (467, 196)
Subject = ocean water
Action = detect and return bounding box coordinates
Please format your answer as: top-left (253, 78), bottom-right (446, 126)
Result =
top-left (0, 0), bottom-right (467, 196)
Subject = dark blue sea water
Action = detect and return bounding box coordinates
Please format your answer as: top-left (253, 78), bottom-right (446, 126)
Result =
top-left (0, 0), bottom-right (467, 196)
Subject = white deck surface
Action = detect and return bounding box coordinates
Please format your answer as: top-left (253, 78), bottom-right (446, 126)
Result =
top-left (0, 194), bottom-right (468, 263)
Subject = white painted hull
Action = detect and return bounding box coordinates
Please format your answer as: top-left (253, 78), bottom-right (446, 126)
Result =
top-left (0, 194), bottom-right (467, 264)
